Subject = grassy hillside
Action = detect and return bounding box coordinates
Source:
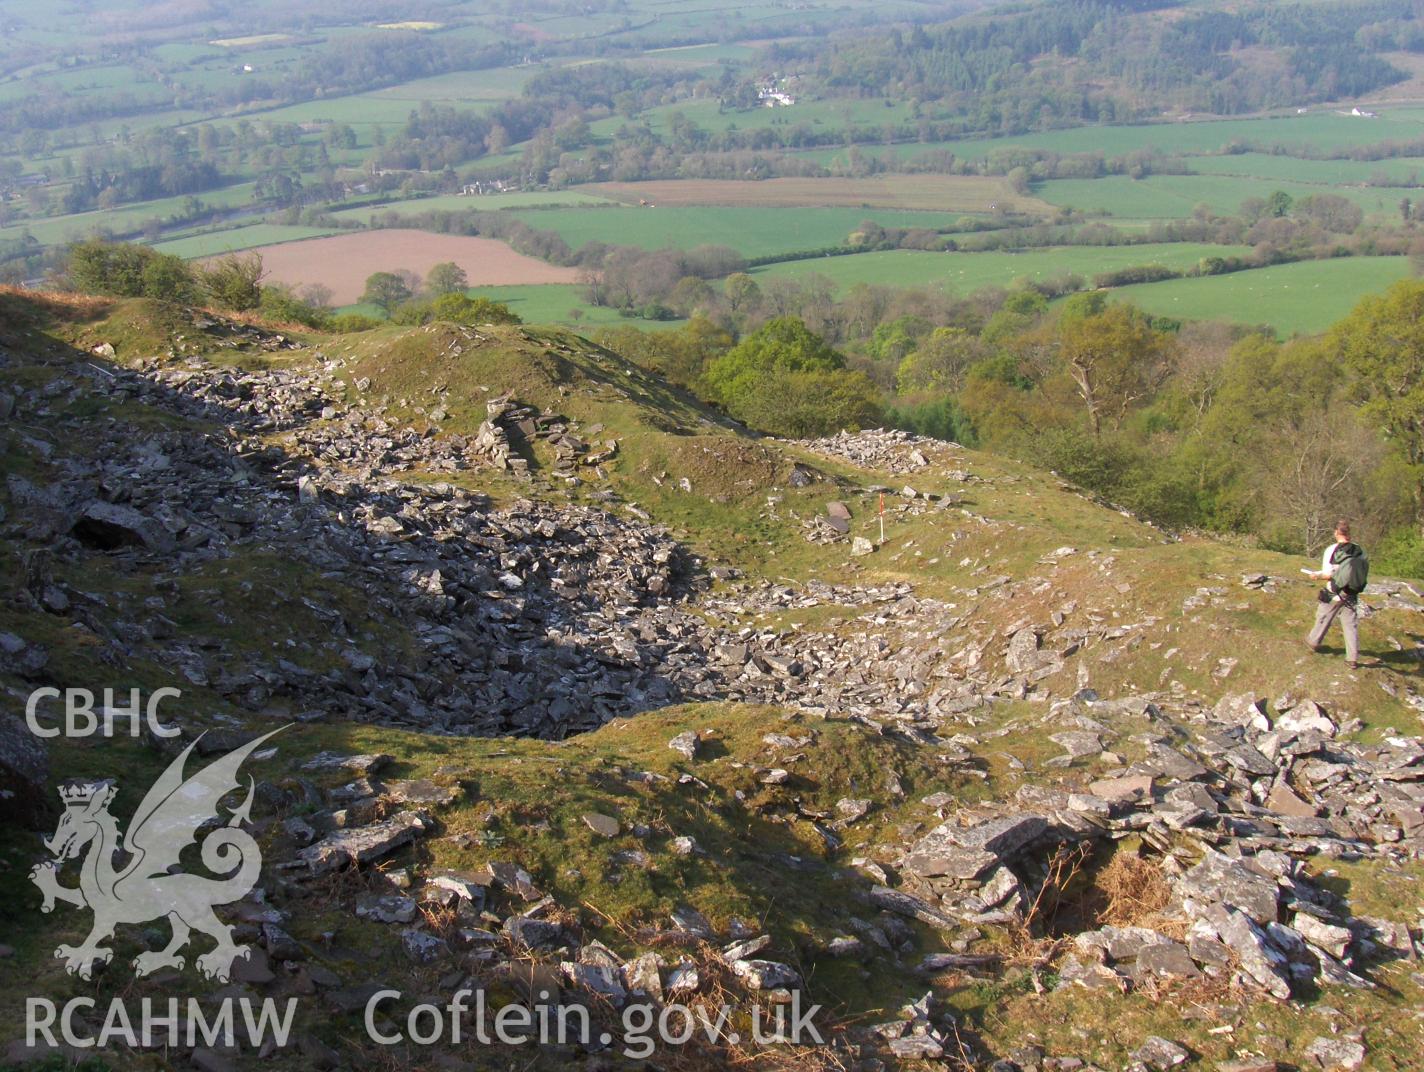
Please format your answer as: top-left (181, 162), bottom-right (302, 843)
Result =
top-left (2, 292), bottom-right (1424, 1070)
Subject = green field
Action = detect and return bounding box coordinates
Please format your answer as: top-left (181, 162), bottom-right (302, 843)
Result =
top-left (153, 224), bottom-right (341, 259)
top-left (358, 66), bottom-right (534, 103)
top-left (587, 96), bottom-right (917, 142)
top-left (1187, 153), bottom-right (1424, 185)
top-left (791, 110), bottom-right (1424, 170)
top-left (462, 284), bottom-right (686, 330)
top-left (638, 42), bottom-right (760, 66)
top-left (329, 190), bottom-right (618, 222)
top-left (229, 95), bottom-right (434, 130)
top-left (0, 183), bottom-right (259, 247)
top-left (1037, 173), bottom-right (1422, 220)
top-left (1112, 256), bottom-right (1413, 335)
top-left (753, 242), bottom-right (1252, 293)
top-left (501, 205), bottom-right (974, 257)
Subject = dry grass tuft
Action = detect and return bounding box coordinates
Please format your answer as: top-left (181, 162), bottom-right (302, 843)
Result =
top-left (1097, 850), bottom-right (1172, 928)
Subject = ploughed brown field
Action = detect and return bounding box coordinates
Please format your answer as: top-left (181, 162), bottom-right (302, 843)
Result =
top-left (249, 230), bottom-right (582, 304)
top-left (589, 175), bottom-right (1049, 213)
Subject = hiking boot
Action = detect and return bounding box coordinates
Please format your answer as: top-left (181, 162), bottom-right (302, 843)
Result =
top-left (1346, 660), bottom-right (1359, 670)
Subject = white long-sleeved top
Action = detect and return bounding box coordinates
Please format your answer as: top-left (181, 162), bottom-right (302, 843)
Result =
top-left (1320, 542), bottom-right (1342, 575)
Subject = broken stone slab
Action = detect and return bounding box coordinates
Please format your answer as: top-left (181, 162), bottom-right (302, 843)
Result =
top-left (1266, 778), bottom-right (1318, 818)
top-left (904, 815), bottom-right (1047, 880)
top-left (723, 935), bottom-right (772, 962)
top-left (1050, 731), bottom-right (1103, 760)
top-left (1304, 1037), bottom-right (1366, 1071)
top-left (301, 752), bottom-right (392, 775)
top-left (562, 962), bottom-right (628, 1006)
top-left (917, 952), bottom-right (1002, 974)
top-left (583, 812), bottom-right (620, 837)
top-left (400, 928), bottom-right (446, 962)
top-left (384, 778), bottom-right (462, 807)
top-left (260, 923), bottom-right (303, 962)
top-left (1294, 914), bottom-right (1353, 960)
top-left (427, 870), bottom-right (487, 906)
top-left (625, 952), bottom-right (663, 1002)
top-left (0, 631), bottom-right (48, 679)
top-left (1134, 941), bottom-right (1201, 980)
top-left (0, 713), bottom-right (50, 828)
top-left (888, 1036), bottom-right (944, 1060)
top-left (1203, 905), bottom-right (1292, 999)
top-left (504, 916), bottom-right (571, 952)
top-left (1176, 852), bottom-right (1280, 925)
top-left (355, 893), bottom-right (418, 924)
top-left (1223, 743), bottom-right (1275, 776)
top-left (1353, 916), bottom-right (1414, 960)
top-left (836, 798), bottom-right (871, 822)
top-left (865, 886), bottom-right (961, 931)
top-left (1215, 693), bottom-right (1270, 731)
top-left (230, 946), bottom-right (275, 986)
top-left (71, 501), bottom-right (176, 553)
top-left (976, 866), bottom-right (1023, 909)
top-left (1075, 925), bottom-right (1172, 962)
top-left (851, 536), bottom-right (875, 556)
top-left (1005, 628), bottom-right (1044, 673)
top-left (1089, 773), bottom-right (1154, 804)
top-left (1133, 1036), bottom-right (1190, 1070)
top-left (903, 843), bottom-right (998, 881)
top-left (670, 904), bottom-right (714, 939)
top-left (952, 815), bottom-right (1048, 857)
top-left (665, 962), bottom-right (700, 993)
top-left (668, 731), bottom-right (700, 760)
top-left (472, 861), bottom-right (543, 902)
top-left (824, 936), bottom-right (864, 957)
top-left (297, 810), bottom-right (430, 874)
top-left (1055, 954), bottom-right (1128, 991)
top-left (1278, 700), bottom-right (1336, 739)
top-left (730, 959), bottom-right (801, 990)
top-left (1140, 743), bottom-right (1210, 781)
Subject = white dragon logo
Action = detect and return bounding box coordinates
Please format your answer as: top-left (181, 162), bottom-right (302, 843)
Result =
top-left (29, 729), bottom-right (281, 982)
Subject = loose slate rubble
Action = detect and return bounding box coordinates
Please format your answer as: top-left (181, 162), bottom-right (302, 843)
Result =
top-left (885, 687), bottom-right (1424, 1005)
top-left (797, 428), bottom-right (958, 475)
top-left (0, 352), bottom-right (1085, 739)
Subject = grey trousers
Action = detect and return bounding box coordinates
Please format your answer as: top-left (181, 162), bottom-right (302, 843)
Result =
top-left (1307, 597), bottom-right (1358, 663)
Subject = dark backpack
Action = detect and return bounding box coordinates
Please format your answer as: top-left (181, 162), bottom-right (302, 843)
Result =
top-left (1330, 542), bottom-right (1369, 596)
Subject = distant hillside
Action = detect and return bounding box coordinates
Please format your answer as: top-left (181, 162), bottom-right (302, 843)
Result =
top-left (779, 0), bottom-right (1417, 128)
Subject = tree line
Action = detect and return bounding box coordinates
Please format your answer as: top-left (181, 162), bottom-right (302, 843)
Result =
top-left (596, 274), bottom-right (1424, 578)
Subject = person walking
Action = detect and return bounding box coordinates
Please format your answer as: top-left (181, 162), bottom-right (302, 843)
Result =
top-left (1304, 519), bottom-right (1369, 670)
